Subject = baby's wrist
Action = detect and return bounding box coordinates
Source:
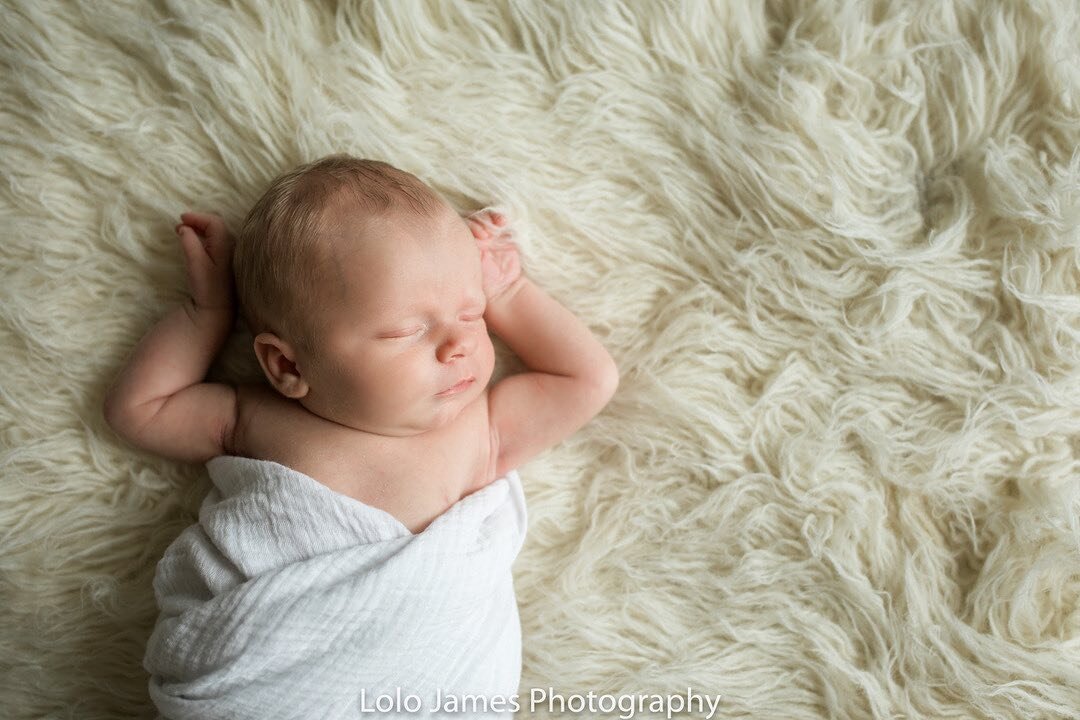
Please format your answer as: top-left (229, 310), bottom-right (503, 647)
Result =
top-left (183, 294), bottom-right (235, 326)
top-left (485, 275), bottom-right (527, 311)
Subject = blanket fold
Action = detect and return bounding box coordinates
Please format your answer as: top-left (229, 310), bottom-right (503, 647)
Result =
top-left (144, 455), bottom-right (528, 719)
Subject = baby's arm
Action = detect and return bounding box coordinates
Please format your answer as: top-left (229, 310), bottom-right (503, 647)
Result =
top-left (468, 211), bottom-right (619, 478)
top-left (103, 213), bottom-right (238, 464)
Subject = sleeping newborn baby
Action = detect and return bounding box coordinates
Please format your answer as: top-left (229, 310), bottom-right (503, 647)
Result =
top-left (103, 155), bottom-right (618, 719)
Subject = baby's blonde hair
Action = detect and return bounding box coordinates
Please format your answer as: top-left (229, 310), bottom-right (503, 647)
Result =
top-left (233, 154), bottom-right (447, 353)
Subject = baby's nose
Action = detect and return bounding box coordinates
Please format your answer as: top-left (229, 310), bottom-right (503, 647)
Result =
top-left (437, 326), bottom-right (474, 362)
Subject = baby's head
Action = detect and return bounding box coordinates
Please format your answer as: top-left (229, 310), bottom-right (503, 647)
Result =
top-left (233, 154), bottom-right (494, 437)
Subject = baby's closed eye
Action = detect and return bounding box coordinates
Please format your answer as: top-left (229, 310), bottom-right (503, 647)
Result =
top-left (385, 327), bottom-right (424, 339)
top-left (382, 314), bottom-right (484, 339)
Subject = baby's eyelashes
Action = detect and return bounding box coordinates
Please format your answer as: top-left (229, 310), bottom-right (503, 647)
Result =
top-left (375, 324), bottom-right (423, 339)
top-left (382, 315), bottom-right (483, 339)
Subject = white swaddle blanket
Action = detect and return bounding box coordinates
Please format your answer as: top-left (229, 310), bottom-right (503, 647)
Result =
top-left (143, 455), bottom-right (528, 719)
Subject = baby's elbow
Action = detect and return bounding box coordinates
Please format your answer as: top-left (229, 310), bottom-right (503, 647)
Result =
top-left (603, 361), bottom-right (620, 399)
top-left (589, 356), bottom-right (620, 406)
top-left (102, 392), bottom-right (127, 435)
top-left (103, 401), bottom-right (138, 447)
top-left (102, 392), bottom-right (150, 446)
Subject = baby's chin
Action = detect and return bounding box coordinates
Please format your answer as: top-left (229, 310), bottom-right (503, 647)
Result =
top-left (308, 377), bottom-right (487, 437)
top-left (369, 393), bottom-right (480, 437)
top-left (423, 385), bottom-right (484, 431)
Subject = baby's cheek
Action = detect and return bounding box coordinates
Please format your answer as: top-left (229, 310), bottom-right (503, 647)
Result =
top-left (377, 356), bottom-right (418, 391)
top-left (479, 333), bottom-right (497, 378)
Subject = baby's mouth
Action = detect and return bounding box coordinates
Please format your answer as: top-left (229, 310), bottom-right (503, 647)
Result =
top-left (436, 376), bottom-right (475, 397)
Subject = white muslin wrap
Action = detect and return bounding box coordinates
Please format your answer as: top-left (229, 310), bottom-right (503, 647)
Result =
top-left (143, 455), bottom-right (528, 719)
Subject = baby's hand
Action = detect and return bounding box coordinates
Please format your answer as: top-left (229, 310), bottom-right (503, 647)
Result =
top-left (175, 211), bottom-right (234, 311)
top-left (465, 209), bottom-right (522, 303)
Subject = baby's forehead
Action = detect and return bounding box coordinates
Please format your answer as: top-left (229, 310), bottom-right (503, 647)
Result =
top-left (319, 222), bottom-right (480, 302)
top-left (326, 221), bottom-right (473, 272)
top-left (329, 200), bottom-right (465, 248)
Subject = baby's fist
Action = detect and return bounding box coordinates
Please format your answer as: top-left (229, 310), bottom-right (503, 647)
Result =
top-left (466, 208), bottom-right (522, 303)
top-left (176, 211), bottom-right (234, 311)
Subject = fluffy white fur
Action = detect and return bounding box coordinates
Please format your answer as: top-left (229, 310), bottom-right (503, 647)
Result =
top-left (1, 0), bottom-right (1079, 717)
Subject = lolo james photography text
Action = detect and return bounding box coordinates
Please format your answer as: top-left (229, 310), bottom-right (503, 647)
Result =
top-left (358, 687), bottom-right (724, 718)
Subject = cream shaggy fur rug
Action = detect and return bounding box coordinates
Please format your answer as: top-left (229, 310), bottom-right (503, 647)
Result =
top-left (2, 1), bottom-right (1079, 718)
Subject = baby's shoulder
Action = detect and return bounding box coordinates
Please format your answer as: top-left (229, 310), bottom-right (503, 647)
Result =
top-left (227, 382), bottom-right (315, 461)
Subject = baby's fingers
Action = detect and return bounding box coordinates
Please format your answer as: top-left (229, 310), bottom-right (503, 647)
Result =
top-left (179, 212), bottom-right (228, 242)
top-left (466, 217), bottom-right (491, 241)
top-left (177, 227), bottom-right (210, 291)
top-left (468, 208), bottom-right (508, 226)
top-left (177, 226), bottom-right (233, 310)
top-left (179, 211), bottom-right (219, 229)
top-left (466, 208), bottom-right (513, 246)
top-left (179, 212), bottom-right (232, 264)
top-left (177, 225), bottom-right (210, 268)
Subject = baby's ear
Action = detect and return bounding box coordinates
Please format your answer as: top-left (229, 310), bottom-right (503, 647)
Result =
top-left (253, 333), bottom-right (309, 399)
